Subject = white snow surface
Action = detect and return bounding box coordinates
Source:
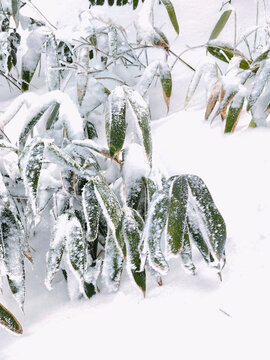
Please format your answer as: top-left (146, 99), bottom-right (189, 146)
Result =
top-left (1, 0), bottom-right (270, 359)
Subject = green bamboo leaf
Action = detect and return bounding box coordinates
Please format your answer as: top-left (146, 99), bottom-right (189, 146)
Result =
top-left (207, 45), bottom-right (250, 70)
top-left (22, 139), bottom-right (45, 214)
top-left (102, 228), bottom-right (124, 292)
top-left (225, 91), bottom-right (245, 132)
top-left (180, 227), bottom-right (196, 275)
top-left (166, 176), bottom-right (188, 257)
top-left (82, 180), bottom-right (100, 241)
top-left (209, 10), bottom-right (232, 41)
top-left (108, 26), bottom-right (118, 57)
top-left (160, 0), bottom-right (179, 35)
top-left (133, 0), bottom-right (139, 9)
top-left (0, 207), bottom-right (25, 309)
top-left (0, 303), bottom-right (23, 334)
top-left (186, 175), bottom-right (226, 260)
top-left (106, 86), bottom-right (127, 158)
top-left (252, 49), bottom-right (270, 66)
top-left (126, 177), bottom-right (144, 210)
top-left (159, 61), bottom-right (172, 112)
top-left (12, 0), bottom-right (20, 28)
top-left (123, 207), bottom-right (146, 295)
top-left (142, 188), bottom-right (169, 275)
top-left (123, 86), bottom-right (152, 166)
top-left (46, 102), bottom-right (60, 130)
top-left (45, 212), bottom-right (69, 290)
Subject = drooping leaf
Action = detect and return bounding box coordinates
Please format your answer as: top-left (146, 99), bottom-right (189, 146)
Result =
top-left (108, 26), bottom-right (118, 57)
top-left (209, 10), bottom-right (232, 41)
top-left (46, 35), bottom-right (60, 91)
top-left (186, 175), bottom-right (226, 260)
top-left (141, 188), bottom-right (169, 275)
top-left (45, 213), bottom-right (69, 290)
top-left (12, 0), bottom-right (20, 28)
top-left (207, 44), bottom-right (250, 70)
top-left (0, 207), bottom-right (25, 309)
top-left (225, 91), bottom-right (245, 132)
top-left (82, 180), bottom-right (100, 241)
top-left (133, 0), bottom-right (139, 9)
top-left (136, 60), bottom-right (159, 97)
top-left (77, 46), bottom-right (90, 105)
top-left (22, 139), bottom-right (45, 215)
top-left (0, 303), bottom-right (23, 334)
top-left (247, 59), bottom-right (270, 110)
top-left (102, 229), bottom-right (124, 292)
top-left (123, 86), bottom-right (152, 166)
top-left (205, 82), bottom-right (221, 120)
top-left (180, 227), bottom-right (196, 275)
top-left (46, 102), bottom-right (60, 130)
top-left (106, 86), bottom-right (127, 158)
top-left (66, 213), bottom-right (85, 281)
top-left (165, 176), bottom-right (188, 257)
top-left (123, 208), bottom-right (146, 295)
top-left (160, 0), bottom-right (179, 34)
top-left (159, 61), bottom-right (172, 112)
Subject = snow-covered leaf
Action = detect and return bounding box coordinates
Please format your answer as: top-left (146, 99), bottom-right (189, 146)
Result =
top-left (123, 207), bottom-right (145, 295)
top-left (142, 188), bottom-right (169, 275)
top-left (186, 175), bottom-right (226, 260)
top-left (160, 0), bottom-right (179, 35)
top-left (102, 228), bottom-right (124, 292)
top-left (106, 86), bottom-right (127, 158)
top-left (46, 35), bottom-right (60, 91)
top-left (0, 303), bottom-right (23, 334)
top-left (82, 180), bottom-right (100, 241)
top-left (108, 26), bottom-right (118, 57)
top-left (207, 43), bottom-right (250, 70)
top-left (123, 86), bottom-right (152, 166)
top-left (165, 176), bottom-right (188, 257)
top-left (159, 61), bottom-right (172, 112)
top-left (77, 46), bottom-right (90, 105)
top-left (209, 10), bottom-right (232, 41)
top-left (0, 207), bottom-right (25, 309)
top-left (136, 61), bottom-right (159, 97)
top-left (225, 90), bottom-right (245, 132)
top-left (46, 102), bottom-right (60, 130)
top-left (45, 213), bottom-right (69, 290)
top-left (180, 227), bottom-right (196, 275)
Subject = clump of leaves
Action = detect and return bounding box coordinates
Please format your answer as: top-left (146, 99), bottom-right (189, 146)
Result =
top-left (185, 3), bottom-right (270, 132)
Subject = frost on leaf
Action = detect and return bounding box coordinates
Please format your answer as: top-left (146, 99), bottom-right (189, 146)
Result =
top-left (77, 46), bottom-right (90, 105)
top-left (122, 207), bottom-right (146, 295)
top-left (82, 180), bottom-right (100, 241)
top-left (0, 207), bottom-right (25, 309)
top-left (180, 227), bottom-right (196, 275)
top-left (141, 188), bottom-right (169, 275)
top-left (46, 35), bottom-right (60, 92)
top-left (123, 86), bottom-right (152, 166)
top-left (106, 86), bottom-right (127, 159)
top-left (102, 229), bottom-right (124, 292)
top-left (45, 213), bottom-right (69, 290)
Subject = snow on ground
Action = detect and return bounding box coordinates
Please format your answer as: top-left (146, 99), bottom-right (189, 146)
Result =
top-left (1, 0), bottom-right (270, 359)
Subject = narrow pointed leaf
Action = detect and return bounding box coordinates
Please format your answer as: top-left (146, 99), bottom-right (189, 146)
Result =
top-left (205, 82), bottom-right (221, 120)
top-left (133, 0), bottom-right (139, 10)
top-left (82, 180), bottom-right (100, 241)
top-left (45, 213), bottom-right (69, 290)
top-left (123, 208), bottom-right (146, 294)
top-left (106, 86), bottom-right (127, 158)
top-left (247, 59), bottom-right (270, 110)
top-left (159, 61), bottom-right (172, 112)
top-left (186, 175), bottom-right (226, 260)
top-left (46, 102), bottom-right (60, 130)
top-left (161, 0), bottom-right (179, 34)
top-left (207, 45), bottom-right (250, 70)
top-left (180, 227), bottom-right (196, 274)
top-left (136, 60), bottom-right (159, 97)
top-left (0, 303), bottom-right (23, 334)
top-left (77, 46), bottom-right (90, 105)
top-left (225, 90), bottom-right (245, 132)
top-left (12, 0), bottom-right (20, 28)
top-left (209, 10), bottom-right (232, 41)
top-left (46, 35), bottom-right (60, 91)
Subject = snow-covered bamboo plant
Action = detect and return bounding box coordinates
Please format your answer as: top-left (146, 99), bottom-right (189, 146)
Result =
top-left (185, 4), bottom-right (270, 131)
top-left (0, 0), bottom-right (226, 334)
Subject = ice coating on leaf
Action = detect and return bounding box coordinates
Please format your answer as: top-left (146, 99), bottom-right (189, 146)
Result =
top-left (46, 35), bottom-right (60, 91)
top-left (77, 46), bottom-right (90, 105)
top-left (45, 213), bottom-right (69, 290)
top-left (108, 26), bottom-right (118, 57)
top-left (136, 61), bottom-right (159, 97)
top-left (141, 188), bottom-right (169, 275)
top-left (82, 181), bottom-right (100, 241)
top-left (0, 207), bottom-right (25, 309)
top-left (102, 229), bottom-right (124, 292)
top-left (22, 139), bottom-right (45, 216)
top-left (66, 214), bottom-right (85, 282)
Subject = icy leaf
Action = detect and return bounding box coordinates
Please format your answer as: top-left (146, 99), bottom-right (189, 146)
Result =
top-left (93, 175), bottom-right (124, 252)
top-left (0, 207), bottom-right (25, 309)
top-left (123, 207), bottom-right (146, 295)
top-left (108, 26), bottom-right (118, 57)
top-left (0, 303), bottom-right (23, 334)
top-left (82, 181), bottom-right (100, 241)
top-left (180, 227), bottom-right (196, 275)
top-left (22, 139), bottom-right (45, 215)
top-left (77, 46), bottom-right (90, 105)
top-left (161, 0), bottom-right (179, 35)
top-left (165, 176), bottom-right (188, 257)
top-left (136, 61), bottom-right (159, 97)
top-left (225, 91), bottom-right (245, 132)
top-left (186, 175), bottom-right (226, 260)
top-left (106, 86), bottom-right (127, 158)
top-left (142, 188), bottom-right (169, 275)
top-left (45, 213), bottom-right (69, 290)
top-left (66, 214), bottom-right (85, 281)
top-left (102, 229), bottom-right (124, 292)
top-left (247, 59), bottom-right (270, 110)
top-left (209, 10), bottom-right (232, 41)
top-left (123, 86), bottom-right (152, 166)
top-left (159, 61), bottom-right (172, 112)
top-left (46, 35), bottom-right (60, 91)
